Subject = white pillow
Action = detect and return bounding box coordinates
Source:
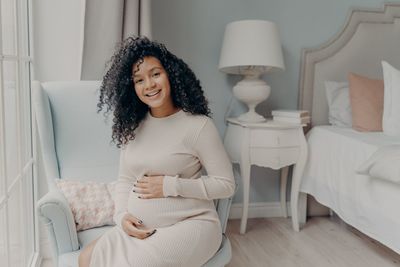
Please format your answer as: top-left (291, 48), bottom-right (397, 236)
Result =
top-left (325, 81), bottom-right (352, 127)
top-left (357, 145), bottom-right (400, 184)
top-left (382, 61), bottom-right (400, 136)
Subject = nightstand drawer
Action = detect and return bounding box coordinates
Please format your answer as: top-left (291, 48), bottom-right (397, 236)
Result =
top-left (250, 147), bottom-right (300, 169)
top-left (250, 129), bottom-right (299, 148)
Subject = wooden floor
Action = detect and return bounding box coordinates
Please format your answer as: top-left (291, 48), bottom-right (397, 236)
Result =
top-left (41, 216), bottom-right (400, 267)
top-left (226, 217), bottom-right (400, 267)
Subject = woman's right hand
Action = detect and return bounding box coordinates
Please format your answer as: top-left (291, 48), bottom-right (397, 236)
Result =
top-left (121, 213), bottom-right (157, 239)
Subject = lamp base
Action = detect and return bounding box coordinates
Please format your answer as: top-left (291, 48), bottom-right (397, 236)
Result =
top-left (233, 74), bottom-right (270, 123)
top-left (237, 110), bottom-right (266, 123)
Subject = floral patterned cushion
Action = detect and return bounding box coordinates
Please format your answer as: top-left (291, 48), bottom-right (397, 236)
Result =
top-left (55, 179), bottom-right (116, 231)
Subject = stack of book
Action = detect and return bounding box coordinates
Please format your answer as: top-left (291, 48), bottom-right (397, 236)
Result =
top-left (271, 109), bottom-right (310, 124)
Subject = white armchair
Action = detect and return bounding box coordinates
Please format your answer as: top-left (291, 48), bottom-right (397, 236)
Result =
top-left (34, 81), bottom-right (234, 267)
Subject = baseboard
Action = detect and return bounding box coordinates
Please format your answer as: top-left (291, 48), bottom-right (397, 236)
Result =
top-left (229, 201), bottom-right (291, 219)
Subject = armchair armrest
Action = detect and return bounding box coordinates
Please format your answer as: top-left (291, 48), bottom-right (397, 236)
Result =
top-left (216, 197), bottom-right (233, 233)
top-left (37, 189), bottom-right (79, 261)
top-left (216, 181), bottom-right (238, 233)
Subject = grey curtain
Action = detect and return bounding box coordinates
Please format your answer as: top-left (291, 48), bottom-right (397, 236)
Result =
top-left (80, 0), bottom-right (152, 80)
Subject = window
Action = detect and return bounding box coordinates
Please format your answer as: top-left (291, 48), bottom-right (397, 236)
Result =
top-left (0, 0), bottom-right (36, 266)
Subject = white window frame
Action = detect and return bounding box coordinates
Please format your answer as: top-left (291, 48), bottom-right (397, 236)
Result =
top-left (0, 0), bottom-right (38, 266)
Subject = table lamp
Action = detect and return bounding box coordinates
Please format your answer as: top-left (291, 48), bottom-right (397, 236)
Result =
top-left (219, 20), bottom-right (285, 122)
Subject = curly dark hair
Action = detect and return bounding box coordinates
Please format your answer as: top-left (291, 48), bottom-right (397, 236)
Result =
top-left (98, 36), bottom-right (211, 147)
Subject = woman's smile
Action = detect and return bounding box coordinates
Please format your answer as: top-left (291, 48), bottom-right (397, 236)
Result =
top-left (145, 89), bottom-right (162, 98)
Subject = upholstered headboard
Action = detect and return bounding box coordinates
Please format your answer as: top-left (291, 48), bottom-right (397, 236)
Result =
top-left (298, 3), bottom-right (400, 126)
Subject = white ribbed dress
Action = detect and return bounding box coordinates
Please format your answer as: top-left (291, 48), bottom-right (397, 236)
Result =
top-left (89, 110), bottom-right (235, 267)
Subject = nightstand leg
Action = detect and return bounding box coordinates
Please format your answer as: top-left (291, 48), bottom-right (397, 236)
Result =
top-left (280, 166), bottom-right (289, 218)
top-left (291, 129), bottom-right (308, 231)
top-left (240, 161), bottom-right (251, 234)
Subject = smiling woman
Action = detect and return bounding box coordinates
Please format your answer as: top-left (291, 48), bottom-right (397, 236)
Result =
top-left (97, 36), bottom-right (211, 147)
top-left (77, 36), bottom-right (235, 267)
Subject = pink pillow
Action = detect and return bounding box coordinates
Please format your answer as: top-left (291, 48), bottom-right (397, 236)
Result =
top-left (55, 180), bottom-right (116, 231)
top-left (348, 73), bottom-right (384, 132)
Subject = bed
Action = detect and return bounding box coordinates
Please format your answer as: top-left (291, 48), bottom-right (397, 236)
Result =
top-left (296, 3), bottom-right (400, 254)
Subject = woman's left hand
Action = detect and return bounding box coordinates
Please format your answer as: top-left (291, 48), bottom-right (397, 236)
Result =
top-left (133, 175), bottom-right (165, 199)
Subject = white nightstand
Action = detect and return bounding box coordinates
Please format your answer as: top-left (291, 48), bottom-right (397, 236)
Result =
top-left (224, 118), bottom-right (308, 233)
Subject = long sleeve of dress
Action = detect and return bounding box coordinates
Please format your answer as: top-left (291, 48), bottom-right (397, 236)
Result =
top-left (113, 148), bottom-right (135, 228)
top-left (163, 118), bottom-right (235, 200)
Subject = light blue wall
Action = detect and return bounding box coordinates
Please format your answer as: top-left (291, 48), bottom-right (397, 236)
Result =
top-left (152, 0), bottom-right (392, 203)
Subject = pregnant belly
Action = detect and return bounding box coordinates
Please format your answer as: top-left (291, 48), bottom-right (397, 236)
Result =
top-left (127, 191), bottom-right (217, 228)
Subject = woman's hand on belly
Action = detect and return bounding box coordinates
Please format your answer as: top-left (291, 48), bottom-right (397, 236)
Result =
top-left (121, 213), bottom-right (157, 239)
top-left (133, 175), bottom-right (165, 199)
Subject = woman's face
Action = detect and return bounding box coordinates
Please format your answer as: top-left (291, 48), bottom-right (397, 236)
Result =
top-left (132, 56), bottom-right (175, 117)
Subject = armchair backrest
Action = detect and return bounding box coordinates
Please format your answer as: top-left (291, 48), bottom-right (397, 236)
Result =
top-left (32, 81), bottom-right (120, 184)
top-left (33, 80), bottom-right (233, 233)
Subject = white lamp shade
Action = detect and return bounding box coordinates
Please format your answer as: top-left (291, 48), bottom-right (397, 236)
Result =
top-left (219, 20), bottom-right (285, 74)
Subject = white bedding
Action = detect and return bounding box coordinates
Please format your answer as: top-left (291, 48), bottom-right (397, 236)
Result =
top-left (301, 125), bottom-right (400, 253)
top-left (358, 145), bottom-right (400, 184)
